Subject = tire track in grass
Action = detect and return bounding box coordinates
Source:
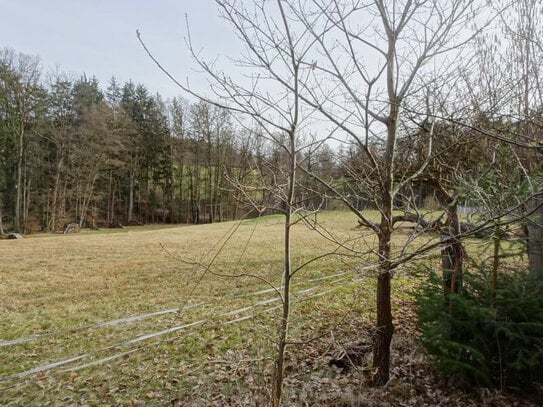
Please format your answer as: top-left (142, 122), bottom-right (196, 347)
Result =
top-left (0, 272), bottom-right (350, 348)
top-left (0, 304), bottom-right (204, 348)
top-left (6, 355), bottom-right (90, 379)
top-left (1, 276), bottom-right (364, 382)
top-left (62, 285), bottom-right (350, 374)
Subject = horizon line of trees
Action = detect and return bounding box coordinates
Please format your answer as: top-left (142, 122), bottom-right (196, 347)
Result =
top-left (1, 49), bottom-right (337, 234)
top-left (4, 46), bottom-right (447, 235)
top-left (1, 44), bottom-right (541, 239)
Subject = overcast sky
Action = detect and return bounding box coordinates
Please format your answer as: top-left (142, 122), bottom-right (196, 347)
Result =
top-left (0, 0), bottom-right (239, 99)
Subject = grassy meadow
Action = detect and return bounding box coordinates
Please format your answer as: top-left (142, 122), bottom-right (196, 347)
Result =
top-left (0, 211), bottom-right (497, 405)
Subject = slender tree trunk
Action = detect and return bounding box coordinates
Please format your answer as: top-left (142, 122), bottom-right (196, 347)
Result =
top-left (179, 163), bottom-right (185, 223)
top-left (272, 129), bottom-right (296, 407)
top-left (128, 170), bottom-right (135, 223)
top-left (372, 47), bottom-right (398, 382)
top-left (374, 267), bottom-right (393, 385)
top-left (14, 127), bottom-right (24, 233)
top-left (79, 195), bottom-right (87, 228)
top-left (213, 139), bottom-right (222, 222)
top-left (189, 167), bottom-right (199, 224)
top-left (273, 223), bottom-right (291, 407)
top-left (207, 169), bottom-right (213, 223)
top-left (107, 170), bottom-right (113, 224)
top-left (75, 193), bottom-right (80, 224)
top-left (162, 184), bottom-right (167, 223)
top-left (79, 174), bottom-right (98, 228)
top-left (60, 177), bottom-right (67, 222)
top-left (111, 181), bottom-right (116, 223)
top-left (23, 174), bottom-right (30, 233)
top-left (272, 8), bottom-right (300, 397)
top-left (528, 183), bottom-right (543, 277)
top-left (0, 204), bottom-right (4, 235)
top-left (49, 155), bottom-right (63, 232)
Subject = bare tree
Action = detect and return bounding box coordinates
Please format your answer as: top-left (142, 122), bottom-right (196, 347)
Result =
top-left (502, 0), bottom-right (543, 277)
top-left (71, 103), bottom-right (115, 228)
top-left (139, 1), bottom-right (317, 403)
top-left (467, 0), bottom-right (543, 277)
top-left (0, 48), bottom-right (44, 233)
top-left (290, 0), bottom-right (486, 385)
top-left (169, 96), bottom-right (191, 222)
top-left (42, 73), bottom-right (75, 231)
top-left (140, 0), bottom-right (490, 395)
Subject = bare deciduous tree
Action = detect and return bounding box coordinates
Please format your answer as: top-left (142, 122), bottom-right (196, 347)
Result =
top-left (290, 0), bottom-right (486, 385)
top-left (140, 0), bottom-right (491, 396)
top-left (468, 0), bottom-right (543, 277)
top-left (0, 48), bottom-right (44, 233)
top-left (139, 0), bottom-right (317, 403)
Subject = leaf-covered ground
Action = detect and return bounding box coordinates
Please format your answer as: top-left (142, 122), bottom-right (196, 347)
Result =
top-left (1, 212), bottom-right (540, 405)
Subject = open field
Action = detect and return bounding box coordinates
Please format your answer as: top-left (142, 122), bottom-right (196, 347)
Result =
top-left (0, 211), bottom-right (517, 405)
top-left (1, 212), bottom-right (376, 405)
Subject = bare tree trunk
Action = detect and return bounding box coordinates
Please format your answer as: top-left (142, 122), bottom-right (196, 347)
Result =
top-left (0, 204), bottom-right (4, 235)
top-left (107, 170), bottom-right (113, 224)
top-left (373, 192), bottom-right (394, 386)
top-left (207, 164), bottom-right (213, 224)
top-left (179, 163), bottom-right (185, 223)
top-left (272, 124), bottom-right (296, 407)
top-left (374, 268), bottom-right (393, 385)
top-left (60, 177), bottom-right (67, 222)
top-left (49, 155), bottom-right (63, 232)
top-left (372, 36), bottom-right (398, 382)
top-left (273, 219), bottom-right (291, 406)
top-left (162, 184), bottom-right (167, 223)
top-left (23, 174), bottom-right (30, 233)
top-left (14, 127), bottom-right (24, 233)
top-left (528, 183), bottom-right (543, 277)
top-left (111, 183), bottom-right (116, 223)
top-left (127, 170), bottom-right (135, 223)
top-left (79, 174), bottom-right (98, 228)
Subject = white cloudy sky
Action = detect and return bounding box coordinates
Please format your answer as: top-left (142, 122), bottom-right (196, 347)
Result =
top-left (0, 0), bottom-right (239, 98)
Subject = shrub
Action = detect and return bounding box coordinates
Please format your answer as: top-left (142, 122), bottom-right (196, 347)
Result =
top-left (416, 267), bottom-right (543, 390)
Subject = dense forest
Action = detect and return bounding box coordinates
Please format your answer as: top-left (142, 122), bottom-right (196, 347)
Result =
top-left (0, 49), bottom-right (331, 233)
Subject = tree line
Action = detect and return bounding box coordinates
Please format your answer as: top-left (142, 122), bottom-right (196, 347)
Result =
top-left (0, 50), bottom-right (371, 235)
top-left (0, 50), bottom-right (309, 233)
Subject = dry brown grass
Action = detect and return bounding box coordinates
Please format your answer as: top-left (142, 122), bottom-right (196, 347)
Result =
top-left (1, 212), bottom-right (380, 404)
top-left (0, 210), bottom-right (502, 405)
